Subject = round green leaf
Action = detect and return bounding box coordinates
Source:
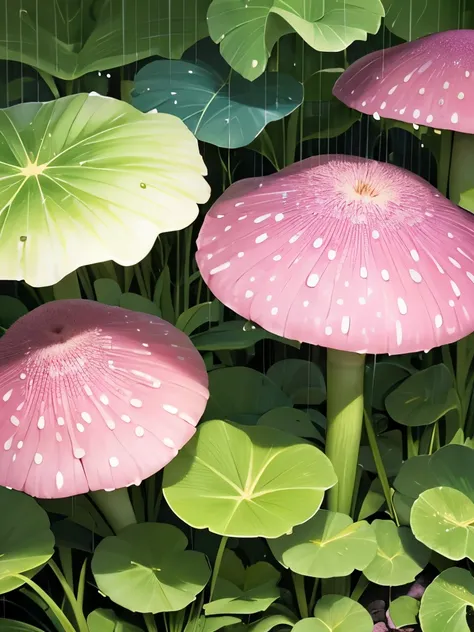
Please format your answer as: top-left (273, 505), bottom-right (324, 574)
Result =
top-left (385, 364), bottom-right (459, 426)
top-left (258, 408), bottom-right (323, 441)
top-left (359, 430), bottom-right (403, 477)
top-left (0, 296), bottom-right (28, 329)
top-left (163, 419), bottom-right (336, 538)
top-left (382, 0), bottom-right (464, 41)
top-left (411, 487), bottom-right (474, 561)
top-left (191, 320), bottom-right (299, 353)
top-left (358, 478), bottom-right (386, 521)
top-left (313, 596), bottom-right (372, 632)
top-left (203, 616), bottom-right (242, 632)
top-left (87, 609), bottom-right (143, 632)
top-left (132, 60), bottom-right (302, 149)
top-left (388, 596), bottom-right (419, 629)
top-left (248, 615), bottom-right (295, 632)
top-left (0, 93), bottom-right (209, 286)
top-left (394, 444), bottom-right (474, 530)
top-left (207, 0), bottom-right (384, 81)
top-left (94, 279), bottom-right (122, 306)
top-left (0, 487), bottom-right (55, 594)
top-left (268, 510), bottom-right (377, 578)
top-left (365, 360), bottom-right (412, 410)
top-left (91, 523), bottom-right (210, 613)
top-left (363, 520), bottom-right (430, 586)
top-left (204, 554), bottom-right (280, 615)
top-left (204, 367), bottom-right (292, 424)
top-left (292, 596), bottom-right (372, 632)
top-left (394, 454), bottom-right (434, 500)
top-left (119, 293), bottom-right (161, 317)
top-left (419, 568), bottom-right (474, 632)
top-left (266, 360), bottom-right (326, 406)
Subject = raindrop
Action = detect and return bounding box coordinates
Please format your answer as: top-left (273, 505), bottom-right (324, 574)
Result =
top-left (140, 182), bottom-right (147, 189)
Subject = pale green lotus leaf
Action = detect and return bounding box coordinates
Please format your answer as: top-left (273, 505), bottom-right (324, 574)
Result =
top-left (0, 93), bottom-right (209, 286)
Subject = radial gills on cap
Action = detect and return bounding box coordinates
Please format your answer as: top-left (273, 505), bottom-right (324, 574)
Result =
top-left (0, 300), bottom-right (209, 499)
top-left (196, 154), bottom-right (474, 355)
top-left (332, 29), bottom-right (474, 132)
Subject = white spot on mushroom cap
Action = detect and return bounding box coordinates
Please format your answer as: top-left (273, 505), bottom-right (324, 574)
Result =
top-left (197, 153), bottom-right (474, 357)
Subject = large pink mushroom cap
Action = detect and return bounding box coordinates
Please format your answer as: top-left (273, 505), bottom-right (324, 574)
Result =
top-left (333, 30), bottom-right (474, 132)
top-left (0, 300), bottom-right (209, 498)
top-left (196, 155), bottom-right (474, 355)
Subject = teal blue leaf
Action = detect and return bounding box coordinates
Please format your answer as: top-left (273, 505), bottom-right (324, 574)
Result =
top-left (132, 60), bottom-right (303, 148)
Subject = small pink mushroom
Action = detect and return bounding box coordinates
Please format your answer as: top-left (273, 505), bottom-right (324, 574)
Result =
top-left (196, 154), bottom-right (474, 355)
top-left (0, 299), bottom-right (209, 500)
top-left (196, 154), bottom-right (474, 516)
top-left (332, 30), bottom-right (474, 132)
top-left (332, 29), bottom-right (474, 205)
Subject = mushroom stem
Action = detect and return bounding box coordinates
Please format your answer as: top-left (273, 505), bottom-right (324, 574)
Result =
top-left (448, 132), bottom-right (474, 208)
top-left (89, 488), bottom-right (137, 533)
top-left (325, 349), bottom-right (365, 516)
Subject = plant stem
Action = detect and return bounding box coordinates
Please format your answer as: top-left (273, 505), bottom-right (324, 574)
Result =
top-left (144, 613), bottom-right (158, 632)
top-left (49, 560), bottom-right (89, 632)
top-left (350, 574), bottom-right (370, 602)
top-left (292, 572), bottom-right (308, 619)
top-left (183, 226), bottom-right (193, 312)
top-left (36, 69), bottom-right (61, 99)
top-left (285, 109), bottom-right (300, 167)
top-left (89, 487), bottom-right (137, 533)
top-left (308, 578), bottom-right (319, 614)
top-left (209, 536), bottom-right (228, 600)
top-left (13, 574), bottom-right (76, 632)
top-left (363, 409), bottom-right (399, 526)
top-left (325, 349), bottom-right (366, 516)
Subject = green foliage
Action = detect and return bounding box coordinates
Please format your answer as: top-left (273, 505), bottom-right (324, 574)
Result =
top-left (0, 0), bottom-right (209, 79)
top-left (293, 596), bottom-right (373, 631)
top-left (0, 93), bottom-right (209, 287)
top-left (207, 0), bottom-right (384, 80)
top-left (204, 550), bottom-right (280, 615)
top-left (419, 568), bottom-right (474, 631)
top-left (388, 596), bottom-right (419, 629)
top-left (269, 510), bottom-right (377, 578)
top-left (0, 487), bottom-right (55, 594)
top-left (132, 58), bottom-right (303, 149)
top-left (91, 523), bottom-right (211, 613)
top-left (163, 419), bottom-right (336, 537)
top-left (204, 367), bottom-right (293, 424)
top-left (363, 520), bottom-right (431, 586)
top-left (382, 0), bottom-right (468, 40)
top-left (87, 609), bottom-right (144, 632)
top-left (385, 364), bottom-right (460, 426)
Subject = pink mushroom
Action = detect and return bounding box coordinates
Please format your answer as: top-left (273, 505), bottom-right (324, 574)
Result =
top-left (332, 30), bottom-right (474, 205)
top-left (0, 299), bottom-right (209, 531)
top-left (195, 154), bottom-right (474, 515)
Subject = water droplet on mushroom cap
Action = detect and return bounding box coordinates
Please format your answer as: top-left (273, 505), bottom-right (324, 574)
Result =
top-left (196, 154), bottom-right (474, 356)
top-left (333, 29), bottom-right (474, 134)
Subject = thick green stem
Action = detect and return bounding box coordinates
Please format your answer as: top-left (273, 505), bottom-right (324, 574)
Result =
top-left (89, 487), bottom-right (137, 533)
top-left (448, 132), bottom-right (474, 207)
top-left (292, 572), bottom-right (308, 619)
top-left (325, 349), bottom-right (365, 516)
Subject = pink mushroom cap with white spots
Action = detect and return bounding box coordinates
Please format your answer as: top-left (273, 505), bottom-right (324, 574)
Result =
top-left (0, 299), bottom-right (209, 499)
top-left (332, 30), bottom-right (474, 132)
top-left (196, 154), bottom-right (474, 355)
